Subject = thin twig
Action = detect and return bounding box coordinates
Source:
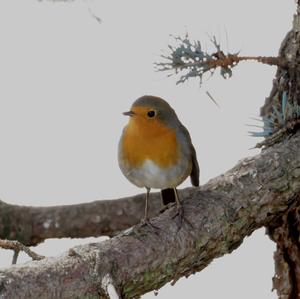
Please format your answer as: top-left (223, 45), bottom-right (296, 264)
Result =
top-left (172, 54), bottom-right (287, 71)
top-left (88, 8), bottom-right (102, 24)
top-left (12, 250), bottom-right (19, 265)
top-left (0, 239), bottom-right (44, 262)
top-left (206, 91), bottom-right (220, 108)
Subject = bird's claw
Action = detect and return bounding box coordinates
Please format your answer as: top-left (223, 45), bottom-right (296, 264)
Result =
top-left (140, 218), bottom-right (160, 231)
top-left (172, 205), bottom-right (193, 229)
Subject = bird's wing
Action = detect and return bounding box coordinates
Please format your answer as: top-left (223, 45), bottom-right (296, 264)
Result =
top-left (176, 123), bottom-right (200, 187)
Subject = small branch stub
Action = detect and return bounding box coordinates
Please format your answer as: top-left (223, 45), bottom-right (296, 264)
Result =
top-left (0, 239), bottom-right (44, 262)
top-left (101, 274), bottom-right (120, 299)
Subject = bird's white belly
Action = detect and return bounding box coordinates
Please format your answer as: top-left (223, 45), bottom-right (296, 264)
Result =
top-left (124, 159), bottom-right (191, 189)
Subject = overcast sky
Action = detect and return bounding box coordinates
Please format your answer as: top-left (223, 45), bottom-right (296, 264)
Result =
top-left (0, 1), bottom-right (296, 298)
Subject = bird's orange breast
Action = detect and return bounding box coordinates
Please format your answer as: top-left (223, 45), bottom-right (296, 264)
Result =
top-left (122, 116), bottom-right (179, 168)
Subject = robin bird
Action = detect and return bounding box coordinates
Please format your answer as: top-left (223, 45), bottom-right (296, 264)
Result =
top-left (118, 95), bottom-right (199, 225)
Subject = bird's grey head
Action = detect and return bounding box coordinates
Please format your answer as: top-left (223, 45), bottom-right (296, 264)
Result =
top-left (129, 95), bottom-right (178, 126)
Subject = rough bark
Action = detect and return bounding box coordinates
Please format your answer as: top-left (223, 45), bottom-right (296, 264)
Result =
top-left (268, 207), bottom-right (300, 299)
top-left (260, 6), bottom-right (300, 299)
top-left (0, 130), bottom-right (300, 299)
top-left (260, 10), bottom-right (300, 116)
top-left (0, 194), bottom-right (162, 246)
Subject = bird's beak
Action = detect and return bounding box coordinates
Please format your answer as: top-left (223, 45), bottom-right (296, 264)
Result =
top-left (123, 111), bottom-right (135, 117)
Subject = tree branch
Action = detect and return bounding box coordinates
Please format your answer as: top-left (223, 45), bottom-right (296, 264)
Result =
top-left (155, 34), bottom-right (288, 85)
top-left (0, 193), bottom-right (162, 246)
top-left (1, 130), bottom-right (300, 299)
top-left (167, 54), bottom-right (287, 70)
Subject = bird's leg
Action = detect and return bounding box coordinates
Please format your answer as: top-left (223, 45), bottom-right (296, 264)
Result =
top-left (141, 187), bottom-right (153, 226)
top-left (172, 188), bottom-right (193, 228)
top-left (140, 188), bottom-right (160, 231)
top-left (174, 188), bottom-right (183, 217)
top-left (143, 187), bottom-right (150, 222)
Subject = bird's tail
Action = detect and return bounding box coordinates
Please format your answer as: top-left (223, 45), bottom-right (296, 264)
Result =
top-left (161, 188), bottom-right (176, 206)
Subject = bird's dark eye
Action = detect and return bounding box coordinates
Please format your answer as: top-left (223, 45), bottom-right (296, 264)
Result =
top-left (147, 110), bottom-right (156, 118)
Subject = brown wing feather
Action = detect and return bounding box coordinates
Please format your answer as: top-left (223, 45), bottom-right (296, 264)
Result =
top-left (161, 132), bottom-right (199, 206)
top-left (177, 124), bottom-right (200, 187)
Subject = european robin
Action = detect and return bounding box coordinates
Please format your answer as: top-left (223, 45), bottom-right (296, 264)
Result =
top-left (118, 95), bottom-right (199, 224)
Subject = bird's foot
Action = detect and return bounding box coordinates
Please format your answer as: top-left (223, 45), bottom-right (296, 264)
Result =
top-left (171, 205), bottom-right (193, 229)
top-left (140, 218), bottom-right (160, 231)
top-left (159, 202), bottom-right (176, 214)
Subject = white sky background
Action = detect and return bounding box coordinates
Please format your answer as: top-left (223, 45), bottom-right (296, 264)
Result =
top-left (0, 0), bottom-right (296, 298)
